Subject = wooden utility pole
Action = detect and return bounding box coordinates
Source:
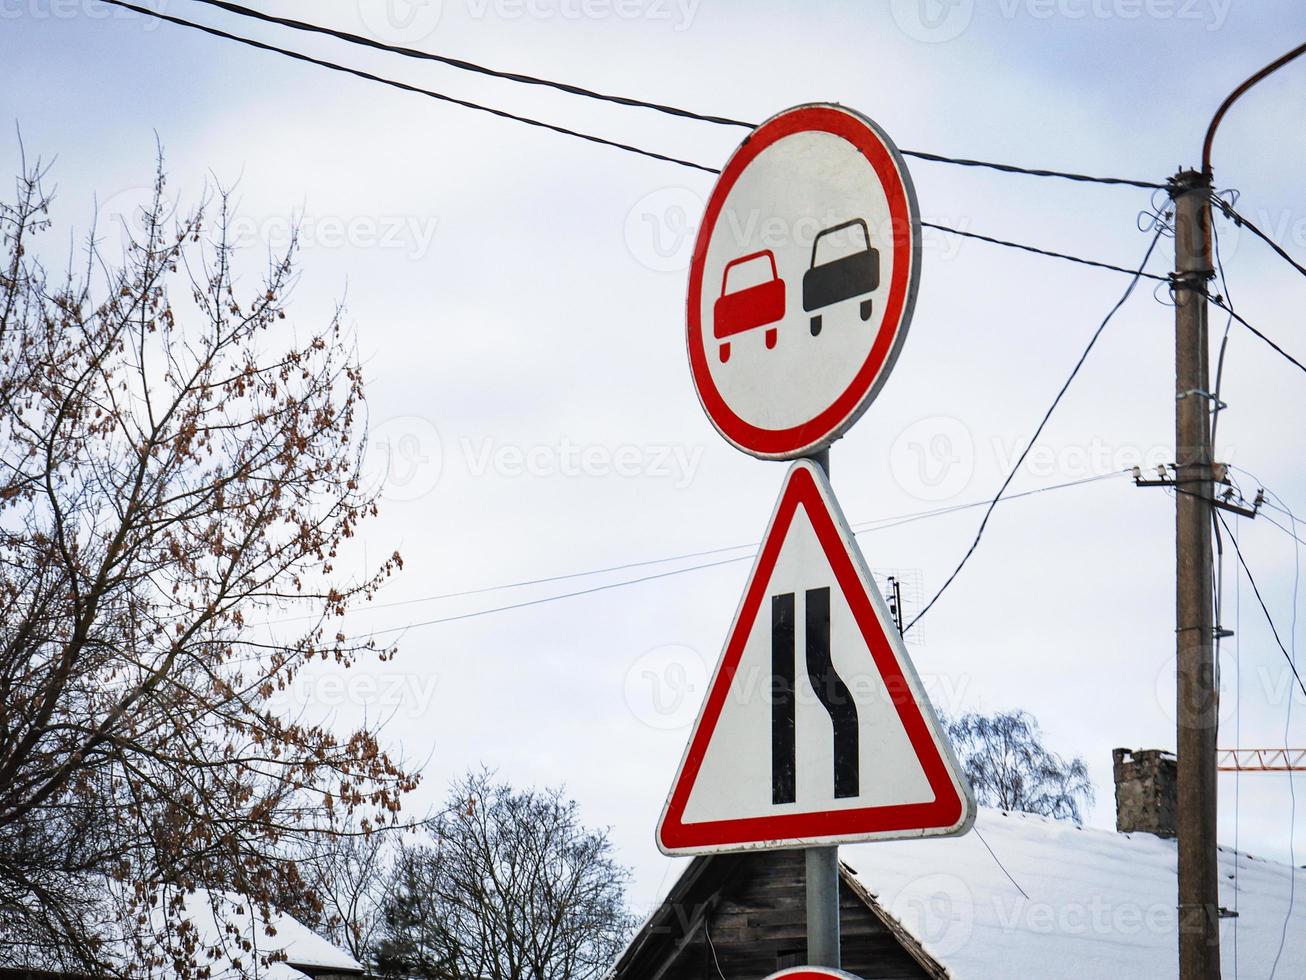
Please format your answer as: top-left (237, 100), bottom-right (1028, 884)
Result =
top-left (1178, 36), bottom-right (1306, 977)
top-left (1171, 168), bottom-right (1220, 980)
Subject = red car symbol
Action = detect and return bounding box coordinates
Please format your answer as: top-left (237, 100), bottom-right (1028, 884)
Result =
top-left (712, 249), bottom-right (786, 363)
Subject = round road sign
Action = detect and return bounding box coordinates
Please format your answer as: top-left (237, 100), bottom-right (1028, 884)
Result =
top-left (687, 103), bottom-right (921, 459)
top-left (761, 968), bottom-right (863, 980)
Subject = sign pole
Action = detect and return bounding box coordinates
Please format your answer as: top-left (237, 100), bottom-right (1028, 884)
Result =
top-left (805, 447), bottom-right (840, 967)
top-left (805, 845), bottom-right (841, 965)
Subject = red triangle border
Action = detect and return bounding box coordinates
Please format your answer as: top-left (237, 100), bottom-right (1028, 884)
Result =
top-left (657, 461), bottom-right (972, 854)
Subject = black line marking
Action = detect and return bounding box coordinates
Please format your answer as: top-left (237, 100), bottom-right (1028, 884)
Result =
top-left (805, 587), bottom-right (860, 798)
top-left (771, 592), bottom-right (796, 805)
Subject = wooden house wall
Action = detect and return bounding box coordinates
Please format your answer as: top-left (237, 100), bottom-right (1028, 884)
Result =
top-left (616, 850), bottom-right (932, 980)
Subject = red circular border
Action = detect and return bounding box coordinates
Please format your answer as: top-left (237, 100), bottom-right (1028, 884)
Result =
top-left (687, 105), bottom-right (918, 458)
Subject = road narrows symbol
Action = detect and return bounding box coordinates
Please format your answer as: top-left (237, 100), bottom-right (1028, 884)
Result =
top-left (771, 588), bottom-right (861, 804)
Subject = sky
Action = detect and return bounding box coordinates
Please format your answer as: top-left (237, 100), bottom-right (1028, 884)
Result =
top-left (4, 0), bottom-right (1306, 919)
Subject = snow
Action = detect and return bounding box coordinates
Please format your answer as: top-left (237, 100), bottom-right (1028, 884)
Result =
top-left (844, 808), bottom-right (1306, 980)
top-left (177, 891), bottom-right (364, 975)
top-left (0, 885), bottom-right (362, 978)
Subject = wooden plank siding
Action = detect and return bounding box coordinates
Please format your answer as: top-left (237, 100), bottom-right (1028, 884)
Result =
top-left (613, 851), bottom-right (944, 980)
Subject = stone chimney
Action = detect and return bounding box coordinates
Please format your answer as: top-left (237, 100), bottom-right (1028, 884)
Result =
top-left (1113, 748), bottom-right (1178, 837)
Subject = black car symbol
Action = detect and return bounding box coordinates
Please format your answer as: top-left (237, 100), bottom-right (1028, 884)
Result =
top-left (802, 218), bottom-right (880, 337)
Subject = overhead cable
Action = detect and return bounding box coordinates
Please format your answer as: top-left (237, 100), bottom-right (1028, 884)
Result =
top-left (904, 228), bottom-right (1165, 632)
top-left (103, 0), bottom-right (1164, 190)
top-left (95, 0), bottom-right (720, 172)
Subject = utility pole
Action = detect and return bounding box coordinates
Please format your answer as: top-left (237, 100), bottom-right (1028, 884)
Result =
top-left (1171, 168), bottom-right (1220, 980)
top-left (805, 446), bottom-right (841, 967)
top-left (1174, 37), bottom-right (1306, 978)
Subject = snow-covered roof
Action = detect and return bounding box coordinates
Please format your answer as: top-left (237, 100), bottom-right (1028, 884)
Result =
top-left (0, 887), bottom-right (362, 978)
top-left (178, 891), bottom-right (364, 976)
top-left (843, 808), bottom-right (1306, 980)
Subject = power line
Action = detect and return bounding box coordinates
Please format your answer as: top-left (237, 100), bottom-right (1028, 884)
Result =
top-left (901, 148), bottom-right (1162, 190)
top-left (703, 923), bottom-right (727, 980)
top-left (1210, 216), bottom-right (1235, 448)
top-left (1211, 195), bottom-right (1306, 283)
top-left (373, 554), bottom-right (750, 635)
top-left (177, 0), bottom-right (754, 128)
top-left (1233, 512), bottom-right (1242, 980)
top-left (105, 0), bottom-right (1162, 191)
top-left (177, 0), bottom-right (1161, 188)
top-left (92, 1), bottom-right (1174, 284)
top-left (1206, 292), bottom-right (1306, 377)
top-left (93, 0), bottom-right (720, 173)
top-left (265, 471), bottom-right (1125, 634)
top-left (88, 2), bottom-right (1189, 637)
top-left (1216, 466), bottom-right (1306, 549)
top-left (905, 228), bottom-right (1164, 632)
top-left (974, 825), bottom-right (1029, 900)
top-left (1229, 465), bottom-right (1299, 514)
top-left (855, 471), bottom-right (1124, 535)
top-left (1221, 469), bottom-right (1305, 980)
top-left (1216, 511), bottom-right (1306, 700)
top-left (1203, 40), bottom-right (1306, 176)
top-left (1198, 44), bottom-right (1306, 965)
top-left (272, 542), bottom-right (760, 624)
top-left (1271, 499), bottom-right (1300, 980)
top-left (1260, 511), bottom-right (1306, 551)
top-left (1229, 475), bottom-right (1305, 980)
top-left (1202, 216), bottom-right (1302, 382)
top-left (921, 222), bottom-right (1170, 281)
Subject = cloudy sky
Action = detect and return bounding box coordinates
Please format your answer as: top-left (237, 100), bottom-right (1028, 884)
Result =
top-left (5, 0), bottom-right (1306, 914)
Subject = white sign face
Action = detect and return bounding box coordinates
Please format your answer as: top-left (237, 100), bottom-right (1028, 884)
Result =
top-left (657, 461), bottom-right (973, 855)
top-left (687, 104), bottom-right (921, 460)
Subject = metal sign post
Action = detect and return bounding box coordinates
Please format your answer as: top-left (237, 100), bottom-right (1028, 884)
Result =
top-left (805, 449), bottom-right (839, 967)
top-left (805, 845), bottom-right (841, 966)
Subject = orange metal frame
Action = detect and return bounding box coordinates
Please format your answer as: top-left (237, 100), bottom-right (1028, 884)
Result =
top-left (1216, 749), bottom-right (1306, 771)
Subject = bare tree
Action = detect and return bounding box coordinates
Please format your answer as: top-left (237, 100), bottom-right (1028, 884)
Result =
top-left (297, 820), bottom-right (401, 964)
top-left (372, 843), bottom-right (459, 979)
top-left (947, 710), bottom-right (1094, 824)
top-left (374, 771), bottom-right (635, 980)
top-left (0, 152), bottom-right (416, 976)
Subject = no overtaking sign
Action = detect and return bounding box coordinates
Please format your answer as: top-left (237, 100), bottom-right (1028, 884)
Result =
top-left (686, 103), bottom-right (921, 460)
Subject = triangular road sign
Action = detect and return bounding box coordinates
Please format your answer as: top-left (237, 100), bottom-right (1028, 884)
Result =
top-left (657, 460), bottom-right (974, 855)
